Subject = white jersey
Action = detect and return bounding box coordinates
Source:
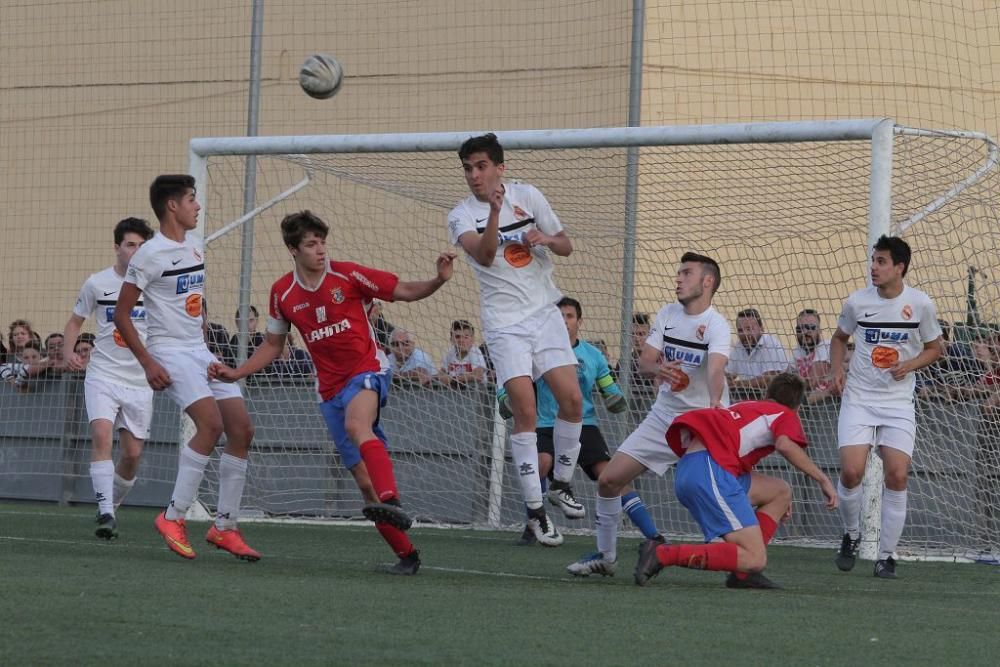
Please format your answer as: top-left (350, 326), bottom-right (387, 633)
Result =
top-left (838, 285), bottom-right (941, 407)
top-left (441, 346), bottom-right (487, 377)
top-left (124, 232), bottom-right (207, 350)
top-left (447, 182), bottom-right (563, 331)
top-left (792, 340), bottom-right (831, 376)
top-left (646, 302), bottom-right (731, 416)
top-left (73, 266), bottom-right (149, 389)
top-left (727, 333), bottom-right (790, 378)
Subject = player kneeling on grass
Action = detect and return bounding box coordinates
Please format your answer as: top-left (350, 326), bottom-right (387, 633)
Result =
top-left (210, 210), bottom-right (455, 575)
top-left (634, 373), bottom-right (838, 589)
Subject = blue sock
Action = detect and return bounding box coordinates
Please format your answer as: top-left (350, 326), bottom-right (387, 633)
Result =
top-left (622, 491), bottom-right (659, 539)
top-left (525, 477), bottom-right (551, 519)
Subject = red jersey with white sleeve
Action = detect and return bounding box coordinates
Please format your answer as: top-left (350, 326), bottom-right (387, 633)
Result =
top-left (267, 261), bottom-right (398, 401)
top-left (666, 400), bottom-right (807, 476)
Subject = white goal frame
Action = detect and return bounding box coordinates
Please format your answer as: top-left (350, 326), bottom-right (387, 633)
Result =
top-left (187, 119), bottom-right (997, 560)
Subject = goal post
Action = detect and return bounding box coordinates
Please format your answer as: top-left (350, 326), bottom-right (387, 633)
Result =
top-left (185, 119), bottom-right (1000, 562)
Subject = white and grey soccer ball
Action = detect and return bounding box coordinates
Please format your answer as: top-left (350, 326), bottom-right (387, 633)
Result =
top-left (299, 53), bottom-right (343, 100)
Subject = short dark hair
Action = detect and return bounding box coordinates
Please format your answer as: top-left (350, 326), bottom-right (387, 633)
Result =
top-left (680, 252), bottom-right (722, 294)
top-left (557, 297), bottom-right (582, 319)
top-left (873, 235), bottom-right (911, 277)
top-left (737, 308), bottom-right (763, 326)
top-left (281, 210), bottom-right (329, 249)
top-left (235, 305), bottom-right (260, 320)
top-left (74, 332), bottom-right (96, 351)
top-left (765, 372), bottom-right (807, 410)
top-left (458, 133), bottom-right (504, 165)
top-left (149, 175), bottom-right (196, 221)
top-left (22, 339), bottom-right (42, 353)
top-left (44, 332), bottom-right (64, 346)
top-left (797, 308), bottom-right (820, 323)
top-left (632, 312), bottom-right (650, 327)
top-left (114, 217), bottom-right (155, 245)
top-left (451, 319), bottom-right (474, 333)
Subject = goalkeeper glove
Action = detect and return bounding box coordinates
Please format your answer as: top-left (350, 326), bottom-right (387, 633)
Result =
top-left (497, 389), bottom-right (514, 420)
top-left (603, 391), bottom-right (627, 414)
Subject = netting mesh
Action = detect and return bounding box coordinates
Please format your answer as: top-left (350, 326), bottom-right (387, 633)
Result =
top-left (189, 127), bottom-right (1000, 558)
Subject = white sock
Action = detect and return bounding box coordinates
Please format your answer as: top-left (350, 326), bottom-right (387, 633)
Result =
top-left (164, 445), bottom-right (210, 521)
top-left (510, 431), bottom-right (543, 509)
top-left (837, 480), bottom-right (863, 539)
top-left (216, 453), bottom-right (249, 530)
top-left (113, 472), bottom-right (136, 509)
top-left (551, 418), bottom-right (582, 484)
top-left (879, 488), bottom-right (908, 560)
top-left (595, 495), bottom-right (622, 562)
top-left (90, 460), bottom-right (114, 516)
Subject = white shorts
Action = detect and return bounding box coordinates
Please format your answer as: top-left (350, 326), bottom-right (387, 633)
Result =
top-left (84, 375), bottom-right (154, 440)
top-left (615, 407), bottom-right (680, 476)
top-left (837, 399), bottom-right (916, 457)
top-left (485, 305), bottom-right (578, 387)
top-left (150, 344), bottom-right (243, 411)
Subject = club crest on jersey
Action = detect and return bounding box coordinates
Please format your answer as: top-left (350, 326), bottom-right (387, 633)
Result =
top-left (316, 306), bottom-right (327, 324)
top-left (864, 329), bottom-right (909, 344)
top-left (696, 324), bottom-right (706, 341)
top-left (331, 287), bottom-right (344, 304)
top-left (175, 272), bottom-right (205, 294)
top-left (901, 305), bottom-right (913, 320)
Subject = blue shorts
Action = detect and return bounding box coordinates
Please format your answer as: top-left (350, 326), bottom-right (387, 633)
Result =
top-left (674, 450), bottom-right (757, 542)
top-left (318, 371), bottom-right (390, 470)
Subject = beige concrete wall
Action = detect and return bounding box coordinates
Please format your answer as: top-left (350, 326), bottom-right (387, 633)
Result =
top-left (1, 1), bottom-right (997, 362)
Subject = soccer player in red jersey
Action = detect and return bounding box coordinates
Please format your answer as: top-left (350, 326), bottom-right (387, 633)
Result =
top-left (211, 210), bottom-right (455, 575)
top-left (634, 373), bottom-right (838, 589)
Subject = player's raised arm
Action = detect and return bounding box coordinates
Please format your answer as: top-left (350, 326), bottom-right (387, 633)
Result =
top-left (706, 353), bottom-right (727, 408)
top-left (774, 435), bottom-right (838, 509)
top-left (114, 282), bottom-right (171, 390)
top-left (210, 332), bottom-right (286, 382)
top-left (456, 187), bottom-right (502, 267)
top-left (391, 251), bottom-right (455, 302)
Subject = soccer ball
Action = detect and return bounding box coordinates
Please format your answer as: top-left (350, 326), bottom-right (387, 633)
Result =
top-left (299, 54), bottom-right (343, 100)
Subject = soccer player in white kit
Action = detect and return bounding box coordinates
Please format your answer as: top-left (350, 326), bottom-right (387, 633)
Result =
top-left (62, 217), bottom-right (155, 540)
top-left (567, 252), bottom-right (730, 576)
top-left (115, 175), bottom-right (260, 562)
top-left (830, 235), bottom-right (942, 579)
top-left (448, 133), bottom-right (583, 546)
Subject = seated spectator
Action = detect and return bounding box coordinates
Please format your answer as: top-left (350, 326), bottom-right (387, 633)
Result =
top-left (438, 319), bottom-right (487, 386)
top-left (944, 331), bottom-right (999, 403)
top-left (918, 320), bottom-right (982, 397)
top-left (727, 308), bottom-right (789, 397)
top-left (789, 309), bottom-right (833, 403)
top-left (387, 328), bottom-right (436, 386)
top-left (74, 333), bottom-right (96, 369)
top-left (613, 312), bottom-right (656, 395)
top-left (7, 319), bottom-right (36, 362)
top-left (12, 340), bottom-right (45, 392)
top-left (268, 332), bottom-right (314, 379)
top-left (228, 305), bottom-right (265, 365)
top-left (43, 333), bottom-right (66, 365)
top-left (367, 299), bottom-right (395, 354)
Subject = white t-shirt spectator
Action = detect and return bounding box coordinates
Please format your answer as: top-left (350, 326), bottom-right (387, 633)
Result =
top-left (388, 348), bottom-right (437, 375)
top-left (792, 340), bottom-right (831, 378)
top-left (728, 333), bottom-right (789, 379)
top-left (441, 346), bottom-right (488, 378)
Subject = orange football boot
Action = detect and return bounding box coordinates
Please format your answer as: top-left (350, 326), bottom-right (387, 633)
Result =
top-left (206, 525), bottom-right (261, 562)
top-left (154, 512), bottom-right (195, 559)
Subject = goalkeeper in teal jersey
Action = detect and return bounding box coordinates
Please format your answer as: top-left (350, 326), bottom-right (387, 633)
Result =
top-left (501, 297), bottom-right (663, 561)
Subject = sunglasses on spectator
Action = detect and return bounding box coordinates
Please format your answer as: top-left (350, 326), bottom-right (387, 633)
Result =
top-left (795, 324), bottom-right (818, 332)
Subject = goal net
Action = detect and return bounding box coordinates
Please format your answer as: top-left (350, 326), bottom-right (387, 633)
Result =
top-left (189, 120), bottom-right (999, 560)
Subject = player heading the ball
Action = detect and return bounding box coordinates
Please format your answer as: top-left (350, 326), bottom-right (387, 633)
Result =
top-left (211, 210), bottom-right (456, 575)
top-left (448, 133), bottom-right (584, 547)
top-left (830, 235), bottom-right (942, 579)
top-left (116, 175), bottom-right (261, 562)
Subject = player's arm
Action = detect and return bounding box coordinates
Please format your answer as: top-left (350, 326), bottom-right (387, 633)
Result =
top-left (706, 352), bottom-right (727, 407)
top-left (62, 314), bottom-right (87, 371)
top-left (523, 229), bottom-right (572, 257)
top-left (391, 251), bottom-right (456, 302)
top-left (210, 332), bottom-right (286, 382)
top-left (890, 337), bottom-right (943, 381)
top-left (114, 282), bottom-right (171, 390)
top-left (595, 356), bottom-right (627, 413)
top-left (829, 328), bottom-right (851, 394)
top-left (774, 435), bottom-right (837, 509)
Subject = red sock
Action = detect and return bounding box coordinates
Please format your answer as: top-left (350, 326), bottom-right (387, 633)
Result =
top-left (359, 439), bottom-right (399, 502)
top-left (658, 543), bottom-right (739, 571)
top-left (376, 522), bottom-right (415, 558)
top-left (734, 512), bottom-right (778, 581)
